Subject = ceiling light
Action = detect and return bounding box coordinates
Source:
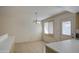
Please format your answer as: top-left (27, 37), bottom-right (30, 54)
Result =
top-left (33, 12), bottom-right (41, 24)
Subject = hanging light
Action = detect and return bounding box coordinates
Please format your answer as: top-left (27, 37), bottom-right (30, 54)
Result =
top-left (33, 11), bottom-right (41, 24)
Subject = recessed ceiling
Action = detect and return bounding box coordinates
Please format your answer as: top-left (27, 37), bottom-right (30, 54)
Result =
top-left (61, 6), bottom-right (79, 13)
top-left (0, 6), bottom-right (79, 21)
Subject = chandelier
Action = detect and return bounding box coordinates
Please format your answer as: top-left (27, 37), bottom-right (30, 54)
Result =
top-left (33, 12), bottom-right (41, 24)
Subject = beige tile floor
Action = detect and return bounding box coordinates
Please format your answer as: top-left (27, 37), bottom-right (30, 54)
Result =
top-left (14, 40), bottom-right (46, 53)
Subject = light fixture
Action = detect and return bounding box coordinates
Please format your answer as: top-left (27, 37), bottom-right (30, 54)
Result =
top-left (33, 11), bottom-right (41, 24)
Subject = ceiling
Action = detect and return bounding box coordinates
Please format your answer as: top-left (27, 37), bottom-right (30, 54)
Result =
top-left (61, 6), bottom-right (79, 13)
top-left (0, 6), bottom-right (79, 21)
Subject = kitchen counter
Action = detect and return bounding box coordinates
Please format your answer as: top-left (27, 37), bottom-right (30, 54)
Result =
top-left (46, 39), bottom-right (79, 53)
top-left (0, 36), bottom-right (15, 53)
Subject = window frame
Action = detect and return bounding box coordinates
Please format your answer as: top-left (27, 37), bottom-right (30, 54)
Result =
top-left (61, 21), bottom-right (71, 36)
top-left (44, 21), bottom-right (54, 35)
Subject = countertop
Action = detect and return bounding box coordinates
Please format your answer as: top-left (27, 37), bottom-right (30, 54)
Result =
top-left (46, 39), bottom-right (79, 53)
top-left (0, 36), bottom-right (15, 53)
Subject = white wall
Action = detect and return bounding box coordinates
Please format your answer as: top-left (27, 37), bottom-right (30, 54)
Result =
top-left (0, 7), bottom-right (42, 43)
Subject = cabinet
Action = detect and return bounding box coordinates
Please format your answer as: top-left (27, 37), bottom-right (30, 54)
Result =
top-left (76, 13), bottom-right (79, 29)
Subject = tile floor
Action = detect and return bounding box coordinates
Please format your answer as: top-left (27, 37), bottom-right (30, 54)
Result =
top-left (14, 40), bottom-right (46, 53)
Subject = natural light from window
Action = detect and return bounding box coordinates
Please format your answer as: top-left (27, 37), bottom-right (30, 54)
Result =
top-left (44, 22), bottom-right (53, 34)
top-left (62, 21), bottom-right (71, 35)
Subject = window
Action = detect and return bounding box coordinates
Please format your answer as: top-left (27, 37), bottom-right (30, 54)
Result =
top-left (44, 22), bottom-right (48, 34)
top-left (62, 21), bottom-right (71, 35)
top-left (44, 22), bottom-right (53, 34)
